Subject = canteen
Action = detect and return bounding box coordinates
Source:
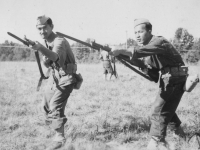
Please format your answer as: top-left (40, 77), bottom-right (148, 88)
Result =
top-left (183, 74), bottom-right (199, 92)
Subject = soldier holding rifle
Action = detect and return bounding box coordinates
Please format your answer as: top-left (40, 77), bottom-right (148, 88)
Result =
top-left (109, 18), bottom-right (187, 150)
top-left (27, 15), bottom-right (78, 150)
top-left (99, 50), bottom-right (115, 80)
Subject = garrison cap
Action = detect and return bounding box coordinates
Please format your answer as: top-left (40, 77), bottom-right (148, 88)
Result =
top-left (36, 15), bottom-right (50, 27)
top-left (134, 18), bottom-right (151, 27)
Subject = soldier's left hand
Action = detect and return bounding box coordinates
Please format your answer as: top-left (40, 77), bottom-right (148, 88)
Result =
top-left (29, 41), bottom-right (43, 51)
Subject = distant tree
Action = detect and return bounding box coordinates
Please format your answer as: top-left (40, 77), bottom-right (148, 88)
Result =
top-left (0, 40), bottom-right (38, 61)
top-left (118, 38), bottom-right (138, 49)
top-left (71, 40), bottom-right (90, 63)
top-left (192, 38), bottom-right (200, 51)
top-left (185, 50), bottom-right (200, 65)
top-left (172, 28), bottom-right (194, 52)
top-left (70, 38), bottom-right (102, 63)
top-left (127, 38), bottom-right (138, 48)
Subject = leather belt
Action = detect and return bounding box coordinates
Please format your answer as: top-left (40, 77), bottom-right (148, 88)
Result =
top-left (161, 66), bottom-right (188, 76)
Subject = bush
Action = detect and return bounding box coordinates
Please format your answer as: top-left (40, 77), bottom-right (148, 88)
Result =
top-left (182, 50), bottom-right (200, 65)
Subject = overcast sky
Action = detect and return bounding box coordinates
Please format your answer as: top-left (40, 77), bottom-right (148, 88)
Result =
top-left (1, 0), bottom-right (200, 45)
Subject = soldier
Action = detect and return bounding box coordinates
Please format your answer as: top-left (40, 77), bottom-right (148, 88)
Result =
top-left (29, 15), bottom-right (78, 150)
top-left (109, 18), bottom-right (187, 150)
top-left (99, 50), bottom-right (115, 80)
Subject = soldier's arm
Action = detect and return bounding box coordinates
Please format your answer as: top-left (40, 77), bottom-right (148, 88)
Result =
top-left (132, 37), bottom-right (170, 58)
top-left (31, 41), bottom-right (59, 62)
top-left (109, 45), bottom-right (132, 57)
top-left (51, 37), bottom-right (67, 67)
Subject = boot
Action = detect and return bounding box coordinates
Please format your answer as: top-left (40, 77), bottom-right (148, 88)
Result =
top-left (46, 125), bottom-right (66, 150)
top-left (172, 126), bottom-right (186, 141)
top-left (54, 125), bottom-right (65, 142)
top-left (45, 141), bottom-right (65, 150)
top-left (147, 136), bottom-right (170, 150)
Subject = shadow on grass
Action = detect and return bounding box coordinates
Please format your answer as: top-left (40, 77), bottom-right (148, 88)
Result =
top-left (67, 116), bottom-right (151, 144)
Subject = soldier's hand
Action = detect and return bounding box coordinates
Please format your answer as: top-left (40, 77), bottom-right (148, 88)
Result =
top-left (24, 35), bottom-right (37, 49)
top-left (24, 36), bottom-right (42, 51)
top-left (43, 56), bottom-right (52, 68)
top-left (29, 41), bottom-right (43, 51)
top-left (109, 45), bottom-right (126, 56)
top-left (43, 56), bottom-right (49, 61)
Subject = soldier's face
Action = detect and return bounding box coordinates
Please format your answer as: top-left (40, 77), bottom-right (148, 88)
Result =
top-left (37, 23), bottom-right (53, 39)
top-left (134, 24), bottom-right (151, 45)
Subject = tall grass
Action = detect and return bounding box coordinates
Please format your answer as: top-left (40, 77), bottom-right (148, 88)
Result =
top-left (0, 62), bottom-right (200, 150)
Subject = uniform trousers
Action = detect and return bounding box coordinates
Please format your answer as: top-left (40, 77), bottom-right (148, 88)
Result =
top-left (149, 74), bottom-right (187, 138)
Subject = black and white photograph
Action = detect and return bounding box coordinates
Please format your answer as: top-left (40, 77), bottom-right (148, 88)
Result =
top-left (0, 0), bottom-right (200, 149)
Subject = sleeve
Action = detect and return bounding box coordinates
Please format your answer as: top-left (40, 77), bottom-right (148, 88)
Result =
top-left (132, 37), bottom-right (169, 58)
top-left (130, 57), bottom-right (146, 68)
top-left (52, 38), bottom-right (66, 67)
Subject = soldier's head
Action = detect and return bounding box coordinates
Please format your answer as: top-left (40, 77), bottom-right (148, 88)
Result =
top-left (134, 18), bottom-right (152, 45)
top-left (36, 15), bottom-right (54, 39)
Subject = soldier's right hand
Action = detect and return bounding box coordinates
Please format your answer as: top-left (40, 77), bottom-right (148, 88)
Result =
top-left (29, 41), bottom-right (43, 51)
top-left (109, 45), bottom-right (126, 56)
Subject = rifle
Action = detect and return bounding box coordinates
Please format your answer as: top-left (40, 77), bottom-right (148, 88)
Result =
top-left (112, 57), bottom-right (118, 79)
top-left (7, 32), bottom-right (49, 91)
top-left (56, 32), bottom-right (154, 81)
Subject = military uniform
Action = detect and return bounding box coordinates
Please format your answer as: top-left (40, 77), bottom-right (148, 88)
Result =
top-left (131, 35), bottom-right (187, 139)
top-left (99, 50), bottom-right (113, 74)
top-left (107, 19), bottom-right (189, 149)
top-left (34, 15), bottom-right (78, 149)
top-left (43, 34), bottom-right (77, 136)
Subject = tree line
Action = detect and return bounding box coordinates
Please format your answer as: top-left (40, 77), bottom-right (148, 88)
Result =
top-left (0, 28), bottom-right (200, 64)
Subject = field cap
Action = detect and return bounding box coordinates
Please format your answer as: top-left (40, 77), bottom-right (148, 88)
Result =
top-left (134, 18), bottom-right (150, 27)
top-left (36, 15), bottom-right (50, 27)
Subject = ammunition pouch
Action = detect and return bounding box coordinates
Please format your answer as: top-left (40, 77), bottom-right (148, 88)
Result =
top-left (73, 73), bottom-right (83, 90)
top-left (183, 74), bottom-right (199, 92)
top-left (161, 66), bottom-right (188, 76)
top-left (56, 63), bottom-right (77, 77)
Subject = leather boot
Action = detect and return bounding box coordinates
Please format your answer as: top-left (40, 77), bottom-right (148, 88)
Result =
top-left (147, 136), bottom-right (170, 150)
top-left (46, 125), bottom-right (66, 150)
top-left (172, 126), bottom-right (186, 141)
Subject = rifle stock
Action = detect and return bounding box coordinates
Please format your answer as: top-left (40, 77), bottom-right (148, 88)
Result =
top-left (7, 32), bottom-right (48, 91)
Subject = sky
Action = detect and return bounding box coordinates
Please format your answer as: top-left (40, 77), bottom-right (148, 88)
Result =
top-left (1, 0), bottom-right (200, 45)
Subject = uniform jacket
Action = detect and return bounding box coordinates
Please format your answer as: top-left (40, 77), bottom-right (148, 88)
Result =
top-left (44, 34), bottom-right (77, 87)
top-left (131, 35), bottom-right (185, 70)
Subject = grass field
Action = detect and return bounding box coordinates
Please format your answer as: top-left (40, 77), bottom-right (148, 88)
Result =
top-left (0, 62), bottom-right (200, 150)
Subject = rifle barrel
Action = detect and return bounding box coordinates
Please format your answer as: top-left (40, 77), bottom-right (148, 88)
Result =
top-left (7, 32), bottom-right (29, 46)
top-left (56, 32), bottom-right (92, 48)
top-left (119, 58), bottom-right (153, 81)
